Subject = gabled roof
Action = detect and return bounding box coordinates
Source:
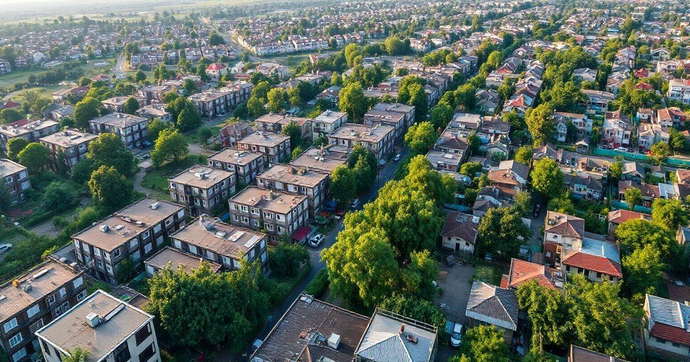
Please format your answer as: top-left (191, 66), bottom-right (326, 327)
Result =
top-left (545, 211), bottom-right (585, 239)
top-left (646, 294), bottom-right (690, 346)
top-left (441, 212), bottom-right (478, 244)
top-left (466, 281), bottom-right (518, 331)
top-left (563, 235), bottom-right (622, 277)
top-left (607, 209), bottom-right (651, 225)
top-left (505, 258), bottom-right (559, 290)
top-left (356, 309), bottom-right (437, 362)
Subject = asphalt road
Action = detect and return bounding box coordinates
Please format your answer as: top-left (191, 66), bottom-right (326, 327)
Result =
top-left (235, 146), bottom-right (408, 360)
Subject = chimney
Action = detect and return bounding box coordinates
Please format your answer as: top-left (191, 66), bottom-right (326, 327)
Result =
top-left (327, 333), bottom-right (341, 349)
top-left (399, 324), bottom-right (405, 334)
top-left (86, 312), bottom-right (100, 328)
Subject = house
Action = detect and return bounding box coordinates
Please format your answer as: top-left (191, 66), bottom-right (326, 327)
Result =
top-left (0, 59), bottom-right (11, 75)
top-left (315, 86), bottom-right (341, 103)
top-left (257, 164), bottom-right (328, 216)
top-left (311, 110), bottom-right (347, 139)
top-left (88, 113), bottom-right (148, 149)
top-left (170, 215), bottom-right (268, 273)
top-left (254, 62), bottom-right (289, 79)
top-left (136, 105), bottom-right (172, 122)
top-left (229, 187), bottom-right (308, 243)
top-left (569, 345), bottom-right (629, 362)
top-left (562, 233), bottom-right (622, 284)
top-left (0, 120), bottom-right (60, 152)
top-left (581, 90), bottom-right (614, 114)
top-left (255, 114), bottom-right (311, 140)
top-left (237, 131), bottom-right (291, 165)
top-left (72, 199), bottom-right (186, 285)
top-left (219, 122), bottom-right (251, 148)
top-left (48, 105), bottom-right (74, 121)
top-left (137, 85), bottom-right (174, 105)
top-left (643, 294), bottom-right (690, 360)
top-left (328, 123), bottom-right (395, 161)
top-left (466, 281), bottom-right (519, 343)
top-left (448, 113), bottom-right (481, 132)
top-left (440, 212), bottom-right (479, 253)
top-left (356, 309), bottom-right (438, 362)
top-left (363, 109), bottom-right (407, 143)
top-left (552, 112), bottom-right (592, 139)
top-left (668, 78), bottom-right (690, 105)
top-left (436, 129), bottom-right (469, 161)
top-left (601, 111), bottom-right (632, 149)
top-left (370, 102), bottom-right (416, 130)
top-left (563, 173), bottom-right (603, 200)
top-left (543, 211), bottom-right (585, 268)
top-left (607, 209), bottom-right (651, 238)
top-left (205, 63), bottom-right (227, 81)
top-left (478, 117), bottom-right (511, 145)
top-left (144, 246), bottom-right (221, 276)
top-left (0, 259), bottom-right (86, 362)
top-left (251, 294), bottom-right (370, 361)
top-left (573, 68), bottom-right (597, 82)
top-left (36, 290), bottom-right (160, 362)
top-left (168, 165), bottom-right (236, 216)
top-left (487, 160), bottom-right (530, 197)
top-left (208, 148), bottom-right (266, 185)
top-left (101, 97), bottom-right (129, 113)
top-left (40, 129), bottom-right (97, 173)
top-left (0, 159), bottom-right (31, 205)
top-left (500, 258), bottom-right (562, 290)
top-left (426, 149), bottom-right (463, 173)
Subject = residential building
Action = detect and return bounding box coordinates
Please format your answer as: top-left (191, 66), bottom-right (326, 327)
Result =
top-left (0, 59), bottom-right (11, 75)
top-left (487, 160), bottom-right (530, 198)
top-left (370, 102), bottom-right (416, 131)
top-left (601, 111), bottom-right (632, 149)
top-left (170, 215), bottom-right (268, 273)
top-left (39, 129), bottom-right (97, 173)
top-left (218, 122), bottom-right (251, 148)
top-left (144, 246), bottom-right (221, 276)
top-left (544, 211), bottom-right (585, 268)
top-left (466, 281), bottom-right (518, 343)
top-left (562, 233), bottom-right (622, 284)
top-left (0, 260), bottom-right (85, 362)
top-left (101, 97), bottom-right (129, 113)
top-left (569, 345), bottom-right (628, 362)
top-left (237, 131), bottom-right (291, 165)
top-left (0, 120), bottom-right (59, 152)
top-left (168, 165), bottom-right (236, 216)
top-left (257, 164), bottom-right (328, 216)
top-left (643, 294), bottom-right (690, 360)
top-left (254, 114), bottom-right (311, 140)
top-left (328, 123), bottom-right (395, 160)
top-left (137, 85), bottom-right (174, 105)
top-left (607, 209), bottom-right (651, 238)
top-left (36, 290), bottom-right (160, 362)
top-left (426, 149), bottom-right (463, 173)
top-left (581, 90), bottom-right (614, 114)
top-left (355, 309), bottom-right (438, 362)
top-left (363, 108), bottom-right (407, 143)
top-left (0, 159), bottom-right (30, 205)
top-left (229, 187), bottom-right (308, 242)
top-left (189, 82), bottom-right (253, 118)
top-left (208, 148), bottom-right (265, 185)
top-left (440, 212), bottom-right (479, 253)
top-left (72, 199), bottom-right (186, 285)
top-left (500, 258), bottom-right (562, 290)
top-left (563, 173), bottom-right (603, 200)
top-left (136, 105), bottom-right (172, 123)
top-left (311, 110), bottom-right (347, 139)
top-left (573, 68), bottom-right (597, 82)
top-left (552, 112), bottom-right (592, 140)
top-left (668, 78), bottom-right (690, 105)
top-left (290, 146), bottom-right (348, 175)
top-left (88, 113), bottom-right (148, 149)
top-left (251, 294), bottom-right (370, 361)
top-left (448, 113), bottom-right (481, 132)
top-left (205, 63), bottom-right (227, 81)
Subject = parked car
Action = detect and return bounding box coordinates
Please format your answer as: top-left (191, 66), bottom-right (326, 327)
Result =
top-left (533, 203), bottom-right (541, 218)
top-left (0, 244), bottom-right (12, 255)
top-left (351, 198), bottom-right (360, 209)
top-left (308, 234), bottom-right (324, 248)
top-left (450, 323), bottom-right (463, 347)
top-left (445, 255), bottom-right (455, 266)
top-left (394, 153), bottom-right (401, 162)
top-left (616, 147), bottom-right (628, 152)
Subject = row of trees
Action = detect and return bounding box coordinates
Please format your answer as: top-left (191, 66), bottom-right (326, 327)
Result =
top-left (329, 146), bottom-right (378, 205)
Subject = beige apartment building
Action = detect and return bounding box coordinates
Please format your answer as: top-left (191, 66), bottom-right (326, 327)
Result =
top-left (229, 187), bottom-right (308, 242)
top-left (0, 159), bottom-right (31, 205)
top-left (237, 131), bottom-right (291, 165)
top-left (257, 164), bottom-right (328, 216)
top-left (208, 148), bottom-right (266, 186)
top-left (328, 123), bottom-right (395, 160)
top-left (39, 129), bottom-right (97, 173)
top-left (168, 165), bottom-right (236, 216)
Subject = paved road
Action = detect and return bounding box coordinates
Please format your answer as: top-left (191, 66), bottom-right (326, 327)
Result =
top-left (200, 17), bottom-right (259, 62)
top-left (232, 147), bottom-right (409, 360)
top-left (113, 55), bottom-right (127, 76)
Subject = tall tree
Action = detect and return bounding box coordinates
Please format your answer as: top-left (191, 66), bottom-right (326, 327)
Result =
top-left (330, 165), bottom-right (356, 204)
top-left (6, 138), bottom-right (29, 161)
top-left (516, 281), bottom-right (568, 354)
top-left (18, 143), bottom-right (50, 174)
top-left (404, 122), bottom-right (436, 155)
top-left (74, 97), bottom-right (101, 129)
top-left (451, 325), bottom-right (510, 362)
top-left (623, 187), bottom-right (642, 210)
top-left (88, 165), bottom-right (133, 210)
top-left (123, 97), bottom-right (140, 114)
top-left (151, 129), bottom-right (189, 167)
top-left (531, 158), bottom-right (564, 197)
top-left (652, 198), bottom-right (687, 230)
top-left (622, 245), bottom-right (664, 304)
top-left (615, 219), bottom-right (675, 258)
top-left (87, 133), bottom-right (136, 177)
top-left (525, 104), bottom-right (554, 147)
top-left (282, 122), bottom-right (302, 150)
top-left (477, 207), bottom-right (532, 260)
top-left (339, 82), bottom-right (368, 122)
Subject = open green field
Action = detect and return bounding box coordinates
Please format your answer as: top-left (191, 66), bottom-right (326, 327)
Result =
top-left (0, 57), bottom-right (116, 91)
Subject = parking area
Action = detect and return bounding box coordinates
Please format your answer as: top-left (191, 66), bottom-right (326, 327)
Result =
top-left (435, 262), bottom-right (475, 360)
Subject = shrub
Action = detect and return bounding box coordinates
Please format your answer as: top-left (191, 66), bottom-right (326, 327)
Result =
top-left (305, 269), bottom-right (329, 297)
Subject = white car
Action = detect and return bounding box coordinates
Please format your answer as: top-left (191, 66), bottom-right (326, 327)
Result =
top-left (450, 323), bottom-right (463, 347)
top-left (394, 154), bottom-right (401, 162)
top-left (0, 244), bottom-right (12, 255)
top-left (351, 198), bottom-right (360, 209)
top-left (308, 234), bottom-right (324, 248)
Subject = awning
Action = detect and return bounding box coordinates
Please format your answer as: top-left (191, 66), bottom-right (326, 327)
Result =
top-left (292, 226), bottom-right (311, 242)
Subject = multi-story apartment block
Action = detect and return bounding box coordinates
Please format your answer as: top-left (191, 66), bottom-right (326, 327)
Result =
top-left (208, 148), bottom-right (266, 186)
top-left (144, 246), bottom-right (222, 276)
top-left (237, 131), bottom-right (291, 165)
top-left (311, 110), bottom-right (347, 139)
top-left (290, 146), bottom-right (348, 175)
top-left (72, 199), bottom-right (186, 285)
top-left (0, 120), bottom-right (59, 152)
top-left (137, 85), bottom-right (174, 105)
top-left (170, 215), bottom-right (268, 273)
top-left (229, 187), bottom-right (308, 243)
top-left (168, 165), bottom-right (236, 216)
top-left (189, 82), bottom-right (253, 118)
top-left (101, 97), bottom-right (129, 113)
top-left (218, 122), bottom-right (251, 148)
top-left (668, 78), bottom-right (690, 105)
top-left (257, 164), bottom-right (328, 216)
top-left (328, 123), bottom-right (395, 160)
top-left (88, 113), bottom-right (148, 149)
top-left (0, 159), bottom-right (30, 205)
top-left (0, 59), bottom-right (11, 75)
top-left (36, 290), bottom-right (160, 362)
top-left (370, 102), bottom-right (416, 129)
top-left (39, 129), bottom-right (97, 173)
top-left (254, 114), bottom-right (311, 140)
top-left (0, 260), bottom-right (85, 362)
top-left (363, 109), bottom-right (407, 143)
top-left (136, 105), bottom-right (172, 122)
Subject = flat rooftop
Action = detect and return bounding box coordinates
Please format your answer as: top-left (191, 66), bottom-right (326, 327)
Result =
top-left (208, 148), bottom-right (264, 166)
top-left (0, 158), bottom-right (26, 178)
top-left (89, 113), bottom-right (146, 128)
top-left (259, 164), bottom-right (327, 188)
top-left (169, 165), bottom-right (234, 189)
top-left (0, 119), bottom-right (58, 137)
top-left (73, 199), bottom-right (183, 252)
top-left (145, 246), bottom-right (221, 273)
top-left (40, 129), bottom-right (97, 148)
top-left (330, 123), bottom-right (394, 143)
top-left (231, 186), bottom-right (307, 214)
top-left (0, 260), bottom-right (80, 323)
top-left (239, 131), bottom-right (290, 147)
top-left (312, 110), bottom-right (347, 124)
top-left (290, 147), bottom-right (348, 174)
top-left (36, 290), bottom-right (152, 361)
top-left (171, 217), bottom-right (264, 259)
top-left (255, 114), bottom-right (310, 127)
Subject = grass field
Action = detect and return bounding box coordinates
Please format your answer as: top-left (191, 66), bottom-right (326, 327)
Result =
top-left (0, 57), bottom-right (116, 93)
top-left (141, 154), bottom-right (207, 193)
top-left (471, 261), bottom-right (504, 286)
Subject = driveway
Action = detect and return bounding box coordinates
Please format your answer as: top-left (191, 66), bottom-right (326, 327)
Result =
top-left (435, 263), bottom-right (475, 325)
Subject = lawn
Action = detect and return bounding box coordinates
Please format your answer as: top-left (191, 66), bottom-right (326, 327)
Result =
top-left (471, 261), bottom-right (504, 286)
top-left (141, 154), bottom-right (207, 193)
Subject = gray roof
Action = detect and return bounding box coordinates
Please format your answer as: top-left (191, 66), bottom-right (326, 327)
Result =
top-left (646, 294), bottom-right (690, 329)
top-left (466, 281), bottom-right (518, 331)
top-left (356, 309), bottom-right (437, 362)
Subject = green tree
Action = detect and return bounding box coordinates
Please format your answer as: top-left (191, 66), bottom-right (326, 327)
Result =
top-left (176, 102), bottom-right (202, 131)
top-left (460, 162), bottom-right (482, 177)
top-left (429, 102), bottom-right (453, 129)
top-left (514, 146), bottom-right (533, 165)
top-left (670, 128), bottom-right (687, 153)
top-left (41, 182), bottom-right (76, 212)
top-left (197, 126), bottom-right (214, 146)
top-left (0, 185), bottom-right (12, 214)
top-left (407, 83), bottom-right (428, 121)
top-left (267, 88), bottom-right (285, 113)
top-left (88, 165), bottom-right (133, 210)
top-left (123, 97), bottom-right (139, 114)
top-left (608, 161), bottom-right (623, 180)
top-left (615, 219), bottom-right (675, 259)
top-left (404, 122), bottom-right (436, 155)
top-left (531, 158), bottom-right (564, 197)
top-left (134, 69), bottom-right (147, 83)
top-left (380, 294), bottom-right (446, 330)
top-left (74, 97), bottom-right (101, 129)
top-left (0, 108), bottom-right (23, 123)
top-left (147, 118), bottom-right (170, 143)
top-left (467, 132), bottom-right (480, 155)
top-left (71, 158), bottom-right (96, 185)
top-left (525, 104), bottom-right (554, 147)
top-left (63, 347), bottom-right (89, 362)
top-left (87, 133), bottom-right (136, 177)
top-left (623, 187), bottom-right (642, 210)
top-left (151, 129), bottom-right (189, 167)
top-left (116, 258), bottom-right (137, 283)
top-left (270, 242), bottom-right (309, 278)
top-left (384, 36), bottom-right (408, 55)
top-left (452, 325), bottom-right (509, 362)
top-left (513, 191), bottom-right (533, 218)
top-left (652, 198), bottom-right (688, 230)
top-left (477, 207), bottom-right (532, 260)
top-left (247, 97), bottom-right (266, 118)
top-left (18, 143), bottom-right (50, 174)
top-left (649, 142), bottom-right (670, 165)
top-left (348, 146), bottom-right (378, 195)
top-left (547, 191), bottom-right (575, 214)
top-left (339, 82), bottom-right (367, 122)
top-left (6, 138), bottom-right (29, 161)
top-left (208, 31), bottom-right (225, 46)
top-left (282, 122), bottom-right (302, 150)
top-left (330, 165), bottom-right (356, 204)
top-left (516, 280), bottom-right (568, 354)
top-left (622, 245), bottom-right (664, 304)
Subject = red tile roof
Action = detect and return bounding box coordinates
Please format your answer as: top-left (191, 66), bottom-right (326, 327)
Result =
top-left (563, 252), bottom-right (622, 278)
top-left (607, 209), bottom-right (651, 225)
top-left (650, 323), bottom-right (690, 346)
top-left (506, 258), bottom-right (558, 290)
top-left (206, 63), bottom-right (225, 71)
top-left (635, 82), bottom-right (654, 91)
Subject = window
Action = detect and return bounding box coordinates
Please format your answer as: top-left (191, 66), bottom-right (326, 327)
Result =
top-left (27, 304), bottom-right (40, 318)
top-left (656, 337), bottom-right (667, 344)
top-left (29, 318), bottom-right (43, 334)
top-left (73, 276), bottom-right (84, 289)
top-left (113, 249), bottom-right (121, 258)
top-left (139, 342), bottom-right (156, 362)
top-left (253, 220), bottom-right (260, 227)
top-left (3, 318), bottom-right (17, 333)
top-left (114, 342), bottom-right (131, 362)
top-left (144, 243), bottom-right (153, 254)
top-left (48, 295), bottom-right (56, 305)
top-left (106, 264), bottom-right (114, 276)
top-left (189, 245), bottom-right (198, 254)
top-left (135, 323), bottom-right (152, 345)
top-left (672, 342), bottom-right (681, 347)
top-left (94, 248), bottom-right (101, 257)
top-left (8, 333), bottom-right (22, 348)
top-left (59, 288), bottom-right (66, 298)
top-left (11, 348), bottom-right (25, 362)
top-left (77, 290), bottom-right (87, 301)
top-left (596, 272), bottom-right (602, 279)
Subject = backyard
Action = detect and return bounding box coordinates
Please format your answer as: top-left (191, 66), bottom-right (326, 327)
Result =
top-left (141, 154), bottom-right (207, 194)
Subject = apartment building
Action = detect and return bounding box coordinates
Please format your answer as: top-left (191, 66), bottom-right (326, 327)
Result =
top-left (237, 131), bottom-right (291, 165)
top-left (189, 82), bottom-right (253, 118)
top-left (39, 129), bottom-right (97, 173)
top-left (168, 165), bottom-right (236, 216)
top-left (290, 146), bottom-right (348, 175)
top-left (0, 59), bottom-right (11, 75)
top-left (0, 260), bottom-right (85, 362)
top-left (136, 105), bottom-right (172, 122)
top-left (311, 110), bottom-right (347, 139)
top-left (257, 164), bottom-right (328, 216)
top-left (144, 246), bottom-right (222, 276)
top-left (72, 199), bottom-right (186, 285)
top-left (229, 187), bottom-right (308, 242)
top-left (219, 122), bottom-right (251, 148)
top-left (370, 102), bottom-right (416, 129)
top-left (88, 113), bottom-right (148, 149)
top-left (668, 78), bottom-right (690, 105)
top-left (363, 109), bottom-right (407, 143)
top-left (137, 85), bottom-right (174, 105)
top-left (328, 123), bottom-right (395, 160)
top-left (208, 148), bottom-right (266, 186)
top-left (101, 97), bottom-right (129, 113)
top-left (170, 215), bottom-right (268, 273)
top-left (0, 120), bottom-right (59, 152)
top-left (36, 290), bottom-right (159, 362)
top-left (0, 159), bottom-right (31, 205)
top-left (255, 114), bottom-right (311, 140)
